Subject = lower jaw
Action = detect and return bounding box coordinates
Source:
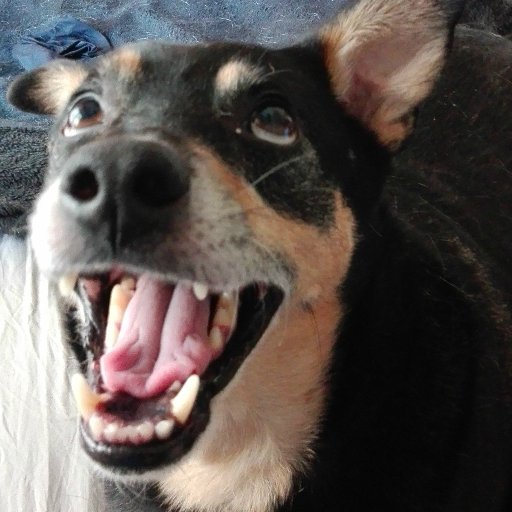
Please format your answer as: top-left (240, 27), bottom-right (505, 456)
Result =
top-left (79, 393), bottom-right (211, 472)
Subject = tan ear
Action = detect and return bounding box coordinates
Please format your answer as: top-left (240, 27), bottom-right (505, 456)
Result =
top-left (320, 0), bottom-right (458, 150)
top-left (7, 60), bottom-right (87, 115)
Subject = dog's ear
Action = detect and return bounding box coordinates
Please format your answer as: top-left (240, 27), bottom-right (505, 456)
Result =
top-left (7, 60), bottom-right (87, 115)
top-left (318, 0), bottom-right (462, 150)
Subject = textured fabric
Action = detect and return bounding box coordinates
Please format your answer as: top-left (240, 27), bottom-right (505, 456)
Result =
top-left (0, 122), bottom-right (48, 236)
top-left (12, 17), bottom-right (112, 70)
top-left (0, 236), bottom-right (107, 512)
top-left (0, 0), bottom-right (345, 122)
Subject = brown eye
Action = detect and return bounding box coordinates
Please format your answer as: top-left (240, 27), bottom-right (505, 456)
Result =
top-left (63, 97), bottom-right (103, 137)
top-left (250, 106), bottom-right (297, 145)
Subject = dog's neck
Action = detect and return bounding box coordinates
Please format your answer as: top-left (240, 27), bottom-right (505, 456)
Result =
top-left (103, 480), bottom-right (168, 512)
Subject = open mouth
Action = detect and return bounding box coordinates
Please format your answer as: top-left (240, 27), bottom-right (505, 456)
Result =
top-left (63, 270), bottom-right (283, 472)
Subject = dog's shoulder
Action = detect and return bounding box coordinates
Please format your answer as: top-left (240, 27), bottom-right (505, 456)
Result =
top-left (461, 0), bottom-right (512, 35)
top-left (396, 26), bottom-right (512, 300)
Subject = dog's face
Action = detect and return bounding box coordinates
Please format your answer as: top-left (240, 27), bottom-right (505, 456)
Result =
top-left (8, 1), bottom-right (459, 510)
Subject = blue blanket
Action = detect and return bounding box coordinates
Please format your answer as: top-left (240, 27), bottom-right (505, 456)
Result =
top-left (0, 0), bottom-right (345, 122)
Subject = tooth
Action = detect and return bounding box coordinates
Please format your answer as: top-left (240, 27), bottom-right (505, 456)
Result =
top-left (257, 283), bottom-right (268, 299)
top-left (211, 291), bottom-right (238, 338)
top-left (212, 307), bottom-right (231, 327)
top-left (137, 421), bottom-right (154, 443)
top-left (103, 423), bottom-right (119, 443)
top-left (218, 291), bottom-right (238, 318)
top-left (58, 273), bottom-right (78, 297)
top-left (104, 283), bottom-right (132, 350)
top-left (125, 425), bottom-right (139, 444)
top-left (170, 374), bottom-right (200, 424)
top-left (209, 326), bottom-right (224, 352)
top-left (89, 415), bottom-right (105, 441)
top-left (192, 282), bottom-right (209, 301)
top-left (115, 426), bottom-right (129, 444)
top-left (169, 381), bottom-right (182, 393)
top-left (71, 373), bottom-right (103, 421)
top-left (155, 419), bottom-right (175, 440)
top-left (120, 276), bottom-right (136, 292)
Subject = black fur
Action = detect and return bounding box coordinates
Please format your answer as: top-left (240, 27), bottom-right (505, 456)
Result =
top-left (279, 26), bottom-right (512, 512)
top-left (461, 0), bottom-right (512, 35)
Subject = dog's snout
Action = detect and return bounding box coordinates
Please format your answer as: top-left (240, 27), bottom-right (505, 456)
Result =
top-left (60, 137), bottom-right (190, 246)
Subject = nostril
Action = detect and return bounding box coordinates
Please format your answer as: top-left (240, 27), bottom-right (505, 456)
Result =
top-left (131, 153), bottom-right (189, 208)
top-left (67, 168), bottom-right (100, 202)
top-left (133, 171), bottom-right (173, 207)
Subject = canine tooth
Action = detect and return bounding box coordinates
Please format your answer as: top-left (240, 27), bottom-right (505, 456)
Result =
top-left (209, 326), bottom-right (224, 352)
top-left (170, 374), bottom-right (200, 424)
top-left (155, 419), bottom-right (175, 440)
top-left (71, 373), bottom-right (103, 421)
top-left (89, 415), bottom-right (105, 441)
top-left (104, 283), bottom-right (132, 350)
top-left (137, 421), bottom-right (154, 443)
top-left (58, 273), bottom-right (78, 297)
top-left (192, 282), bottom-right (209, 301)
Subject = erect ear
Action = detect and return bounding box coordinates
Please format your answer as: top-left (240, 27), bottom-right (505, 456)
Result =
top-left (7, 60), bottom-right (87, 115)
top-left (319, 0), bottom-right (462, 150)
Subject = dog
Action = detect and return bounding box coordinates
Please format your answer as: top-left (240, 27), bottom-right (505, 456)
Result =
top-left (7, 0), bottom-right (512, 510)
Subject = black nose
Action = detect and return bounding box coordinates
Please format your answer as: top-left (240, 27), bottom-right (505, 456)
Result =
top-left (60, 137), bottom-right (190, 246)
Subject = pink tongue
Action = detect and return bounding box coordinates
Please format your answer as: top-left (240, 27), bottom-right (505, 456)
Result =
top-left (100, 275), bottom-right (216, 399)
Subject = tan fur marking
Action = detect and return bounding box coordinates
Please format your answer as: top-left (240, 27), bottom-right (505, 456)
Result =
top-left (160, 148), bottom-right (356, 512)
top-left (215, 60), bottom-right (262, 96)
top-left (372, 112), bottom-right (415, 151)
top-left (320, 0), bottom-right (446, 148)
top-left (31, 62), bottom-right (87, 114)
top-left (107, 47), bottom-right (141, 77)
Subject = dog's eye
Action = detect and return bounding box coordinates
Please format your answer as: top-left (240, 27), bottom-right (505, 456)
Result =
top-left (63, 97), bottom-right (103, 137)
top-left (250, 106), bottom-right (297, 145)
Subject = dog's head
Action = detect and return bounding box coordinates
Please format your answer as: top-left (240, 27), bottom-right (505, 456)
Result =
top-left (8, 1), bottom-right (461, 510)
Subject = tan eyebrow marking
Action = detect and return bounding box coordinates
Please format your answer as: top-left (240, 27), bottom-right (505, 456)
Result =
top-left (214, 60), bottom-right (263, 97)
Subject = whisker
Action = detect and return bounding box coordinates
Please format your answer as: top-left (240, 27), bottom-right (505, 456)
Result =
top-left (256, 67), bottom-right (294, 82)
top-left (249, 151), bottom-right (316, 189)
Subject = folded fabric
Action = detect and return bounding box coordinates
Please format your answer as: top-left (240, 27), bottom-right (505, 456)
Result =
top-left (12, 17), bottom-right (112, 70)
